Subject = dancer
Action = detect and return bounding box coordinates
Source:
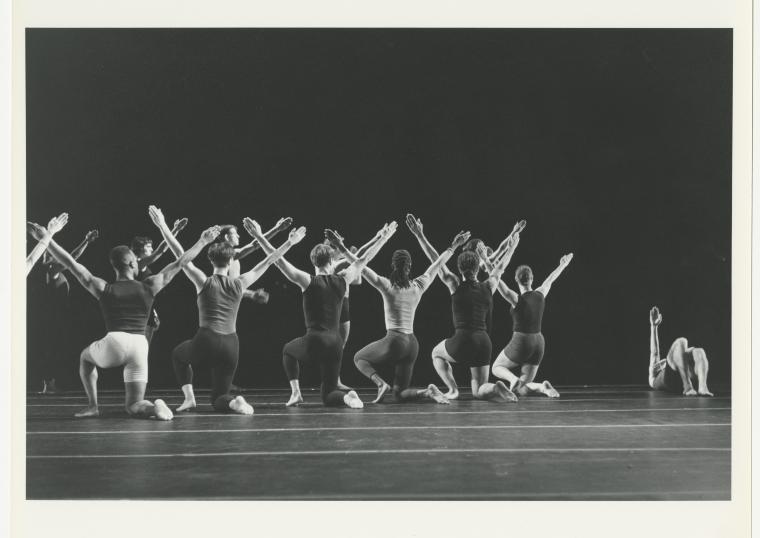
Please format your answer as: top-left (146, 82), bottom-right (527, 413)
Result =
top-left (648, 306), bottom-right (712, 396)
top-left (131, 218), bottom-right (188, 343)
top-left (244, 217), bottom-right (395, 408)
top-left (35, 227), bottom-right (99, 394)
top-left (151, 207), bottom-right (305, 414)
top-left (406, 216), bottom-right (519, 401)
top-left (26, 212), bottom-right (68, 276)
top-left (327, 228), bottom-right (471, 404)
top-left (489, 253), bottom-right (573, 398)
top-left (26, 218), bottom-right (217, 420)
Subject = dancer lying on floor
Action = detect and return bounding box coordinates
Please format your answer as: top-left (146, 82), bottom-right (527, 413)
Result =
top-left (326, 227), bottom-right (471, 404)
top-left (487, 249), bottom-right (573, 399)
top-left (244, 218), bottom-right (396, 408)
top-left (648, 306), bottom-right (712, 396)
top-left (151, 206), bottom-right (304, 414)
top-left (27, 216), bottom-right (217, 420)
top-left (406, 215), bottom-right (520, 402)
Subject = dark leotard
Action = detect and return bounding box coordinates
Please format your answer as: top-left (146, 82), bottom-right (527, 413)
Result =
top-left (34, 263), bottom-right (71, 382)
top-left (444, 280), bottom-right (493, 367)
top-left (99, 280), bottom-right (156, 334)
top-left (503, 290), bottom-right (546, 365)
top-left (135, 264), bottom-right (160, 331)
top-left (171, 275), bottom-right (244, 412)
top-left (282, 274), bottom-right (347, 406)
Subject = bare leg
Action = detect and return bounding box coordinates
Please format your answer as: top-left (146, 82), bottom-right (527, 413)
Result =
top-left (286, 378), bottom-right (303, 406)
top-left (491, 351), bottom-right (522, 393)
top-left (514, 364), bottom-right (559, 398)
top-left (432, 341), bottom-right (459, 399)
top-left (125, 381), bottom-right (173, 420)
top-left (471, 366), bottom-right (515, 402)
top-left (668, 338), bottom-right (697, 395)
top-left (75, 349), bottom-right (99, 418)
top-left (691, 347), bottom-right (713, 396)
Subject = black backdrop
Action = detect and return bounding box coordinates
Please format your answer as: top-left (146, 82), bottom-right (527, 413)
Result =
top-left (25, 29), bottom-right (732, 390)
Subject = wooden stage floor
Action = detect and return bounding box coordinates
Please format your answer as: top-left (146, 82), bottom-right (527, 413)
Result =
top-left (25, 385), bottom-right (730, 500)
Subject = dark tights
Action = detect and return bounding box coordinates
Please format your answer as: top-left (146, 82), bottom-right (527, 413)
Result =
top-left (283, 329), bottom-right (346, 406)
top-left (354, 330), bottom-right (421, 401)
top-left (171, 327), bottom-right (239, 412)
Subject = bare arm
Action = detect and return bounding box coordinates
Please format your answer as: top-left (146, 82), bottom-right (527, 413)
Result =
top-left (422, 231), bottom-right (471, 284)
top-left (26, 213), bottom-right (68, 276)
top-left (28, 222), bottom-right (107, 298)
top-left (405, 213), bottom-right (459, 293)
top-left (148, 207), bottom-right (207, 291)
top-left (144, 226), bottom-right (220, 295)
top-left (648, 307), bottom-right (666, 386)
top-left (140, 218), bottom-right (188, 268)
top-left (485, 234), bottom-right (523, 294)
top-left (325, 223), bottom-right (397, 286)
top-left (235, 217), bottom-right (293, 261)
top-left (243, 217), bottom-right (312, 291)
top-left (238, 226), bottom-right (306, 289)
top-left (477, 249), bottom-right (519, 306)
top-left (489, 220), bottom-right (526, 262)
top-left (536, 253), bottom-right (573, 297)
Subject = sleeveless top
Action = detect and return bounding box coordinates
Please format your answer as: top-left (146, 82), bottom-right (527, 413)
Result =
top-left (451, 280), bottom-right (492, 332)
top-left (303, 274), bottom-right (347, 332)
top-left (197, 274), bottom-right (245, 334)
top-left (511, 290), bottom-right (545, 333)
top-left (99, 280), bottom-right (155, 334)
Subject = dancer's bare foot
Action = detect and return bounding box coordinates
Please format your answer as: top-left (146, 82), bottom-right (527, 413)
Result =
top-left (286, 391), bottom-right (303, 407)
top-left (176, 398), bottom-right (196, 412)
top-left (372, 382), bottom-right (391, 403)
top-left (229, 395), bottom-right (254, 415)
top-left (337, 381), bottom-right (352, 391)
top-left (443, 388), bottom-right (460, 400)
top-left (683, 388), bottom-right (698, 396)
top-left (74, 405), bottom-right (99, 418)
top-left (153, 399), bottom-right (174, 421)
top-left (698, 388), bottom-right (714, 397)
top-left (344, 390), bottom-right (364, 409)
top-left (39, 379), bottom-right (59, 395)
top-left (424, 384), bottom-right (450, 404)
top-left (542, 380), bottom-right (560, 398)
top-left (495, 381), bottom-right (519, 402)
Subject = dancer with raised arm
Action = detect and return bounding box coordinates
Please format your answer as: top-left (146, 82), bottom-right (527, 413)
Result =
top-left (150, 207), bottom-right (304, 415)
top-left (327, 228), bottom-right (471, 404)
top-left (406, 215), bottom-right (518, 402)
top-left (648, 306), bottom-right (713, 396)
top-left (244, 218), bottom-right (395, 409)
top-left (27, 218), bottom-right (217, 420)
top-left (26, 213), bottom-right (68, 276)
top-left (488, 252), bottom-right (573, 398)
top-left (35, 228), bottom-right (99, 394)
top-left (131, 218), bottom-right (188, 344)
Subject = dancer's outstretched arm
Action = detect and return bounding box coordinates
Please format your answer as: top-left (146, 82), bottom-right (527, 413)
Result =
top-left (240, 223), bottom-right (306, 288)
top-left (648, 307), bottom-right (666, 386)
top-left (47, 229), bottom-right (99, 277)
top-left (27, 221), bottom-right (107, 298)
top-left (144, 225), bottom-right (221, 295)
top-left (140, 218), bottom-right (188, 268)
top-left (324, 222), bottom-right (397, 286)
top-left (324, 227), bottom-right (386, 290)
top-left (477, 234), bottom-right (521, 305)
top-left (149, 206), bottom-right (208, 291)
top-left (536, 253), bottom-right (573, 297)
top-left (405, 213), bottom-right (459, 293)
top-left (485, 235), bottom-right (522, 294)
top-left (243, 217), bottom-right (312, 291)
top-left (420, 230), bottom-right (471, 287)
top-left (26, 213), bottom-right (68, 276)
top-left (489, 220), bottom-right (526, 262)
top-left (236, 217), bottom-right (293, 261)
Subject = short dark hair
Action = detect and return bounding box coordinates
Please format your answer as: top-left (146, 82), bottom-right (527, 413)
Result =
top-left (515, 265), bottom-right (533, 286)
top-left (457, 251), bottom-right (480, 280)
top-left (310, 244), bottom-right (334, 269)
top-left (130, 236), bottom-right (152, 254)
top-left (110, 245), bottom-right (134, 271)
top-left (207, 242), bottom-right (235, 268)
top-left (462, 238), bottom-right (485, 253)
top-left (216, 225), bottom-right (237, 242)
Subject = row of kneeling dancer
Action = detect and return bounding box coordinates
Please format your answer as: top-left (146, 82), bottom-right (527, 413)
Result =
top-left (26, 207), bottom-right (574, 420)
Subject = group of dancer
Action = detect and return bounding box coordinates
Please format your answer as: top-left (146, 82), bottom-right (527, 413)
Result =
top-left (26, 207), bottom-right (712, 420)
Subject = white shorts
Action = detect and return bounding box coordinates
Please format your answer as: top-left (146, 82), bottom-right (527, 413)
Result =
top-left (87, 332), bottom-right (149, 383)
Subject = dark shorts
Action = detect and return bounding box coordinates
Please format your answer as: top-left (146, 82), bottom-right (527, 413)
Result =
top-left (651, 363), bottom-right (682, 393)
top-left (445, 329), bottom-right (492, 368)
top-left (503, 332), bottom-right (545, 366)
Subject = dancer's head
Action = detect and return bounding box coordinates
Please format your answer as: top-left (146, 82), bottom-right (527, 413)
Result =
top-left (310, 243), bottom-right (335, 272)
top-left (457, 251), bottom-right (480, 281)
top-left (515, 265), bottom-right (533, 288)
top-left (130, 236), bottom-right (153, 258)
top-left (207, 242), bottom-right (235, 269)
top-left (110, 245), bottom-right (138, 277)
top-left (218, 225), bottom-right (240, 247)
top-left (463, 238), bottom-right (489, 270)
top-left (389, 249), bottom-right (412, 288)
